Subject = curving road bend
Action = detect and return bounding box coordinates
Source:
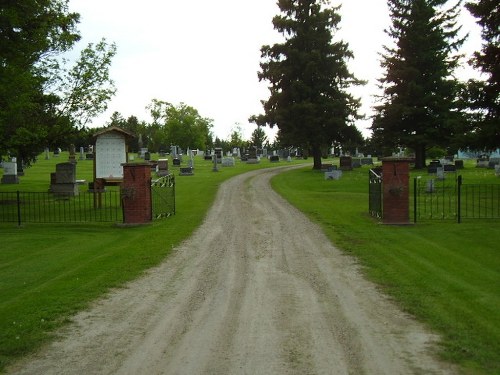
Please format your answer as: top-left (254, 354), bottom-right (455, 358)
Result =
top-left (10, 167), bottom-right (457, 375)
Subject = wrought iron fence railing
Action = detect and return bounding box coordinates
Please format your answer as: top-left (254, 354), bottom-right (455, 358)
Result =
top-left (369, 168), bottom-right (382, 219)
top-left (414, 175), bottom-right (500, 223)
top-left (0, 191), bottom-right (122, 224)
top-left (151, 175), bottom-right (176, 219)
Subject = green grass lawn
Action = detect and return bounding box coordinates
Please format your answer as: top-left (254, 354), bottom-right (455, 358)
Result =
top-left (1, 155), bottom-right (499, 374)
top-left (0, 154), bottom-right (306, 372)
top-left (272, 161), bottom-right (500, 375)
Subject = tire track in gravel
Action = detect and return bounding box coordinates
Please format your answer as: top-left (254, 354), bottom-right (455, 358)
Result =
top-left (9, 166), bottom-right (458, 375)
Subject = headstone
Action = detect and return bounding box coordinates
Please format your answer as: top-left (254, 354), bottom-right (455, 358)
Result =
top-left (476, 158), bottom-right (489, 168)
top-left (53, 148), bottom-right (60, 157)
top-left (79, 147), bottom-right (85, 160)
top-left (455, 160), bottom-right (464, 169)
top-left (436, 167), bottom-right (445, 180)
top-left (179, 167), bottom-right (194, 176)
top-left (170, 145), bottom-right (178, 158)
top-left (214, 147), bottom-right (223, 163)
top-left (69, 144), bottom-right (76, 163)
top-left (340, 156), bottom-right (353, 171)
top-left (488, 158), bottom-right (500, 168)
top-left (173, 158), bottom-right (181, 166)
top-left (495, 165), bottom-right (500, 177)
top-left (1, 161), bottom-right (19, 184)
top-left (222, 157), bottom-right (235, 167)
top-left (156, 159), bottom-right (169, 176)
top-left (45, 148), bottom-right (50, 160)
top-left (269, 155), bottom-right (279, 163)
top-left (426, 179), bottom-right (436, 193)
top-left (50, 162), bottom-right (78, 196)
top-left (144, 151), bottom-right (151, 161)
top-left (325, 170), bottom-right (342, 180)
top-left (427, 160), bottom-right (442, 174)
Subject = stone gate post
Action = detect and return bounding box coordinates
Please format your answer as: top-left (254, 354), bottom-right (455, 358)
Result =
top-left (121, 163), bottom-right (152, 224)
top-left (382, 158), bottom-right (412, 224)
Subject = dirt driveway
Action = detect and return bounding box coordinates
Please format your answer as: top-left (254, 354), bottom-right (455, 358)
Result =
top-left (10, 167), bottom-right (457, 374)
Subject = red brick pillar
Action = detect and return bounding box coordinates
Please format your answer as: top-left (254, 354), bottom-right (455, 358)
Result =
top-left (121, 163), bottom-right (152, 224)
top-left (382, 158), bottom-right (412, 224)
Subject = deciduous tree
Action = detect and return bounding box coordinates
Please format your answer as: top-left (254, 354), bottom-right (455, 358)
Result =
top-left (0, 1), bottom-right (116, 165)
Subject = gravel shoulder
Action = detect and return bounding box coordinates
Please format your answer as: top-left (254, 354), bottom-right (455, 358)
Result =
top-left (9, 166), bottom-right (458, 374)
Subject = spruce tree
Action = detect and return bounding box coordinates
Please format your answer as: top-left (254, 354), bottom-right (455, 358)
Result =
top-left (463, 0), bottom-right (499, 149)
top-left (251, 0), bottom-right (364, 169)
top-left (371, 0), bottom-right (465, 168)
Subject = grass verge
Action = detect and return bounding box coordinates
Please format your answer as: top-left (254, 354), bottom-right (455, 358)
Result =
top-left (0, 154), bottom-right (306, 372)
top-left (271, 162), bottom-right (500, 374)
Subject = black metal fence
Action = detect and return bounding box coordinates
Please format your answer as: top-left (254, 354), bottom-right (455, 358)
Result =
top-left (414, 175), bottom-right (500, 222)
top-left (151, 175), bottom-right (176, 219)
top-left (0, 191), bottom-right (122, 224)
top-left (0, 175), bottom-right (176, 225)
top-left (369, 168), bottom-right (382, 219)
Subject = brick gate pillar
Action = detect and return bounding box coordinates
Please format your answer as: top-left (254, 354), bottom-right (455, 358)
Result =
top-left (382, 158), bottom-right (412, 225)
top-left (121, 163), bottom-right (152, 224)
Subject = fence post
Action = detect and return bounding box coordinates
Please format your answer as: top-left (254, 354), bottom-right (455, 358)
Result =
top-left (16, 191), bottom-right (21, 226)
top-left (414, 178), bottom-right (417, 224)
top-left (457, 175), bottom-right (462, 224)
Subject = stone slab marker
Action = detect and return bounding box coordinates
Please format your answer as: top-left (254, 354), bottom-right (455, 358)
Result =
top-left (121, 163), bottom-right (152, 224)
top-left (382, 158), bottom-right (412, 224)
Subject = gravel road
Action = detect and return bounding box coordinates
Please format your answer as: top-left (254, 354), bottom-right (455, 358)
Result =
top-left (10, 167), bottom-right (457, 374)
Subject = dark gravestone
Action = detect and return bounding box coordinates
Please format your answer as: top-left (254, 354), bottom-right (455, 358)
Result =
top-left (340, 156), bottom-right (353, 171)
top-left (1, 162), bottom-right (19, 184)
top-left (427, 160), bottom-right (442, 174)
top-left (50, 162), bottom-right (78, 196)
top-left (173, 158), bottom-right (181, 166)
top-left (179, 167), bottom-right (194, 176)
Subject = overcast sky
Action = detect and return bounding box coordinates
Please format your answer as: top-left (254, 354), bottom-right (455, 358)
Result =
top-left (68, 0), bottom-right (482, 140)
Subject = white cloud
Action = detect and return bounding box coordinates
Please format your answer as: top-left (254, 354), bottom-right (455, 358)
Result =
top-left (69, 0), bottom-right (482, 141)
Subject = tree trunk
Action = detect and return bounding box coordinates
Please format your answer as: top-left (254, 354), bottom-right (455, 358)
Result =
top-left (312, 146), bottom-right (322, 170)
top-left (414, 144), bottom-right (426, 169)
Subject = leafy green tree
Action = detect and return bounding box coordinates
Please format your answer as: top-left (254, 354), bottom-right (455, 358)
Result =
top-left (0, 0), bottom-right (80, 164)
top-left (48, 39), bottom-right (117, 127)
top-left (227, 124), bottom-right (247, 151)
top-left (462, 0), bottom-right (499, 150)
top-left (0, 1), bottom-right (116, 166)
top-left (147, 100), bottom-right (213, 151)
top-left (371, 0), bottom-right (465, 168)
top-left (251, 0), bottom-right (364, 169)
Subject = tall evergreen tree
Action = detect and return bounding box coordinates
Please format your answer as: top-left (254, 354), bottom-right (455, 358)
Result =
top-left (371, 0), bottom-right (465, 168)
top-left (251, 0), bottom-right (364, 170)
top-left (463, 0), bottom-right (499, 149)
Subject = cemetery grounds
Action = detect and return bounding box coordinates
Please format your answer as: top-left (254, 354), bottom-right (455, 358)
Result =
top-left (0, 154), bottom-right (498, 374)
